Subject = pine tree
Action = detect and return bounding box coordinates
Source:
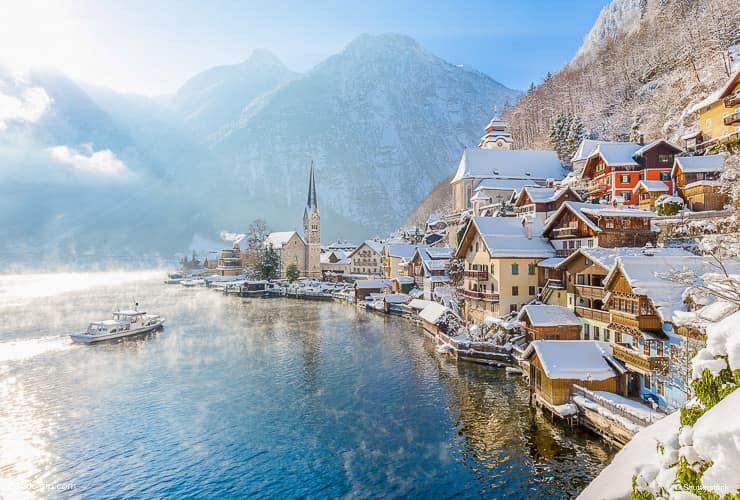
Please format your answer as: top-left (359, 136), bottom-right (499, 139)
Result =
top-left (285, 263), bottom-right (300, 283)
top-left (255, 244), bottom-right (280, 280)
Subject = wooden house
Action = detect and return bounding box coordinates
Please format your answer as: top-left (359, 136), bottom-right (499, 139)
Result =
top-left (512, 185), bottom-right (582, 223)
top-left (215, 247), bottom-right (242, 276)
top-left (523, 340), bottom-right (624, 409)
top-left (601, 254), bottom-right (729, 409)
top-left (581, 140), bottom-right (683, 205)
top-left (688, 70), bottom-right (740, 150)
top-left (541, 201), bottom-right (656, 257)
top-left (353, 279), bottom-right (391, 303)
top-left (671, 155), bottom-right (728, 211)
top-left (517, 305), bottom-right (582, 341)
top-left (632, 180), bottom-right (670, 211)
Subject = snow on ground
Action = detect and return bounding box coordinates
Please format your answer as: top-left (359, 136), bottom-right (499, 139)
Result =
top-left (577, 411), bottom-right (681, 500)
top-left (590, 390), bottom-right (663, 423)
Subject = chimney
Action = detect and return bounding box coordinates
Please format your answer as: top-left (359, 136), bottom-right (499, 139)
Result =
top-left (523, 218), bottom-right (533, 239)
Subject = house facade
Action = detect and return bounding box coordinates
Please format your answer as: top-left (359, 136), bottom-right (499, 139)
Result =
top-left (265, 231), bottom-right (306, 278)
top-left (542, 202), bottom-right (656, 257)
top-left (455, 217), bottom-right (554, 322)
top-left (581, 140), bottom-right (683, 205)
top-left (513, 185), bottom-right (582, 223)
top-left (688, 70), bottom-right (740, 150)
top-left (671, 154), bottom-right (728, 211)
top-left (348, 240), bottom-right (384, 276)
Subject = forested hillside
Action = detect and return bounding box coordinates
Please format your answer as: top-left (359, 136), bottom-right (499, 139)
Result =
top-left (506, 0), bottom-right (739, 150)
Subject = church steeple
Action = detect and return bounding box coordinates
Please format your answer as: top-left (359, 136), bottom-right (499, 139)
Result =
top-left (303, 160), bottom-right (321, 278)
top-left (306, 160), bottom-right (318, 211)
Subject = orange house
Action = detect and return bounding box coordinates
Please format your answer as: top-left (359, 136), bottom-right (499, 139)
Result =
top-left (582, 140), bottom-right (683, 205)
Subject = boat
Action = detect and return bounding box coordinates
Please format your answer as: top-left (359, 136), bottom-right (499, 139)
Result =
top-left (70, 309), bottom-right (166, 344)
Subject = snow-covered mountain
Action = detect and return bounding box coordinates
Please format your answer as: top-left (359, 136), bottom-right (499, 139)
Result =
top-left (573, 0), bottom-right (645, 60)
top-left (211, 34), bottom-right (519, 240)
top-left (0, 34), bottom-right (519, 263)
top-left (170, 49), bottom-right (299, 141)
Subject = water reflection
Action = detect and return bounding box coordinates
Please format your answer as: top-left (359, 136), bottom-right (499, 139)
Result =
top-left (0, 272), bottom-right (614, 498)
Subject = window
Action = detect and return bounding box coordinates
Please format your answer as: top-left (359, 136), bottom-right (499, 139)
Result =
top-left (658, 153), bottom-right (673, 163)
top-left (657, 380), bottom-right (665, 397)
top-left (512, 286), bottom-right (519, 296)
top-left (659, 172), bottom-right (671, 181)
top-left (528, 263), bottom-right (535, 275)
top-left (583, 324), bottom-right (590, 340)
top-left (656, 341), bottom-right (664, 357)
top-left (528, 286), bottom-right (536, 296)
top-left (593, 326), bottom-right (600, 341)
top-left (620, 174), bottom-right (630, 184)
top-left (623, 192), bottom-right (631, 201)
top-left (706, 118), bottom-right (712, 128)
top-left (584, 258), bottom-right (591, 266)
top-left (511, 263), bottom-right (519, 275)
top-left (644, 374), bottom-right (651, 389)
top-left (509, 304), bottom-right (518, 313)
top-left (644, 341), bottom-right (651, 357)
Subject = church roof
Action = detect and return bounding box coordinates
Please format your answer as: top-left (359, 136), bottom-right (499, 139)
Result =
top-left (452, 148), bottom-right (563, 183)
top-left (306, 161), bottom-right (318, 211)
top-left (265, 231), bottom-right (303, 248)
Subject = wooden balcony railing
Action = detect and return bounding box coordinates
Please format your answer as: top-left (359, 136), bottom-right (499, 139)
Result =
top-left (612, 343), bottom-right (669, 375)
top-left (574, 306), bottom-right (610, 323)
top-left (610, 310), bottom-right (662, 330)
top-left (460, 288), bottom-right (500, 302)
top-left (724, 111), bottom-right (740, 126)
top-left (575, 284), bottom-right (605, 300)
top-left (464, 270), bottom-right (489, 280)
top-left (723, 93), bottom-right (740, 107)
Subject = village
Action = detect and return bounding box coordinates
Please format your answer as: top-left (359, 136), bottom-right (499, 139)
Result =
top-left (172, 70), bottom-right (740, 449)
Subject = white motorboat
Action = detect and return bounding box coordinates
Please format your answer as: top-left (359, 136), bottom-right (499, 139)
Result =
top-left (70, 309), bottom-right (165, 344)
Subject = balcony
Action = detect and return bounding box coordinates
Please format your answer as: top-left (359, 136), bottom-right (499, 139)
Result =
top-left (612, 343), bottom-right (669, 375)
top-left (610, 310), bottom-right (662, 330)
top-left (575, 284), bottom-right (605, 300)
top-left (723, 93), bottom-right (740, 107)
top-left (460, 288), bottom-right (500, 302)
top-left (552, 227), bottom-right (580, 238)
top-left (724, 111), bottom-right (740, 126)
top-left (574, 306), bottom-right (610, 323)
top-left (464, 270), bottom-right (489, 280)
top-left (588, 182), bottom-right (607, 194)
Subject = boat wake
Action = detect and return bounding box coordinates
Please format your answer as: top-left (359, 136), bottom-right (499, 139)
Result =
top-left (0, 335), bottom-right (74, 363)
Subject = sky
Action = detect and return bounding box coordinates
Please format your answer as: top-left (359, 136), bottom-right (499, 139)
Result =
top-left (0, 0), bottom-right (608, 96)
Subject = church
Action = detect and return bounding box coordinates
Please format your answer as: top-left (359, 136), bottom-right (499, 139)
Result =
top-left (264, 162), bottom-right (322, 278)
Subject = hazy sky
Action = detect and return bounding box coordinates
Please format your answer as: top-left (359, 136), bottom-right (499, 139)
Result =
top-left (1, 0), bottom-right (608, 96)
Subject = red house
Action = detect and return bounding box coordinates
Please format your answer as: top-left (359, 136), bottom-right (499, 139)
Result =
top-left (582, 140), bottom-right (683, 205)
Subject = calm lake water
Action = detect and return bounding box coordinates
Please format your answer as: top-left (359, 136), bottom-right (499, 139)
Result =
top-left (0, 271), bottom-right (614, 498)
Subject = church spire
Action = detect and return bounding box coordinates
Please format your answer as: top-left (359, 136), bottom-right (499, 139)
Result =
top-left (307, 160), bottom-right (318, 211)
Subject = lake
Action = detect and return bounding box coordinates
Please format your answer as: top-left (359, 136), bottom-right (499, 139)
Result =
top-left (0, 271), bottom-right (614, 498)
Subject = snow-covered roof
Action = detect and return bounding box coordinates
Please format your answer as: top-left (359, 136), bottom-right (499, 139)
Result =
top-left (543, 201), bottom-right (651, 235)
top-left (570, 139), bottom-right (618, 163)
top-left (419, 302), bottom-right (452, 324)
top-left (320, 250), bottom-right (350, 264)
top-left (394, 276), bottom-right (415, 284)
top-left (633, 139), bottom-right (683, 157)
top-left (587, 142), bottom-right (641, 166)
top-left (518, 186), bottom-right (557, 203)
top-left (633, 180), bottom-right (670, 193)
top-left (451, 148), bottom-right (563, 183)
top-left (408, 299), bottom-right (434, 310)
top-left (384, 294), bottom-right (410, 304)
top-left (463, 217), bottom-right (555, 259)
top-left (349, 239), bottom-right (384, 258)
top-left (605, 255), bottom-right (737, 323)
top-left (524, 340), bottom-right (618, 381)
top-left (536, 257), bottom-right (565, 268)
top-left (518, 305), bottom-right (582, 327)
top-left (385, 243), bottom-right (417, 260)
top-left (265, 231), bottom-right (301, 248)
top-left (672, 154), bottom-right (725, 176)
top-left (425, 247), bottom-right (453, 259)
top-left (355, 279), bottom-right (391, 289)
top-left (557, 246), bottom-right (693, 271)
top-left (474, 178), bottom-right (542, 193)
top-left (470, 190), bottom-right (492, 202)
top-left (688, 69), bottom-right (740, 113)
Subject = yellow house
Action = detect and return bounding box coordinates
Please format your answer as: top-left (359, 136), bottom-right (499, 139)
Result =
top-left (688, 70), bottom-right (740, 150)
top-left (455, 216), bottom-right (555, 322)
